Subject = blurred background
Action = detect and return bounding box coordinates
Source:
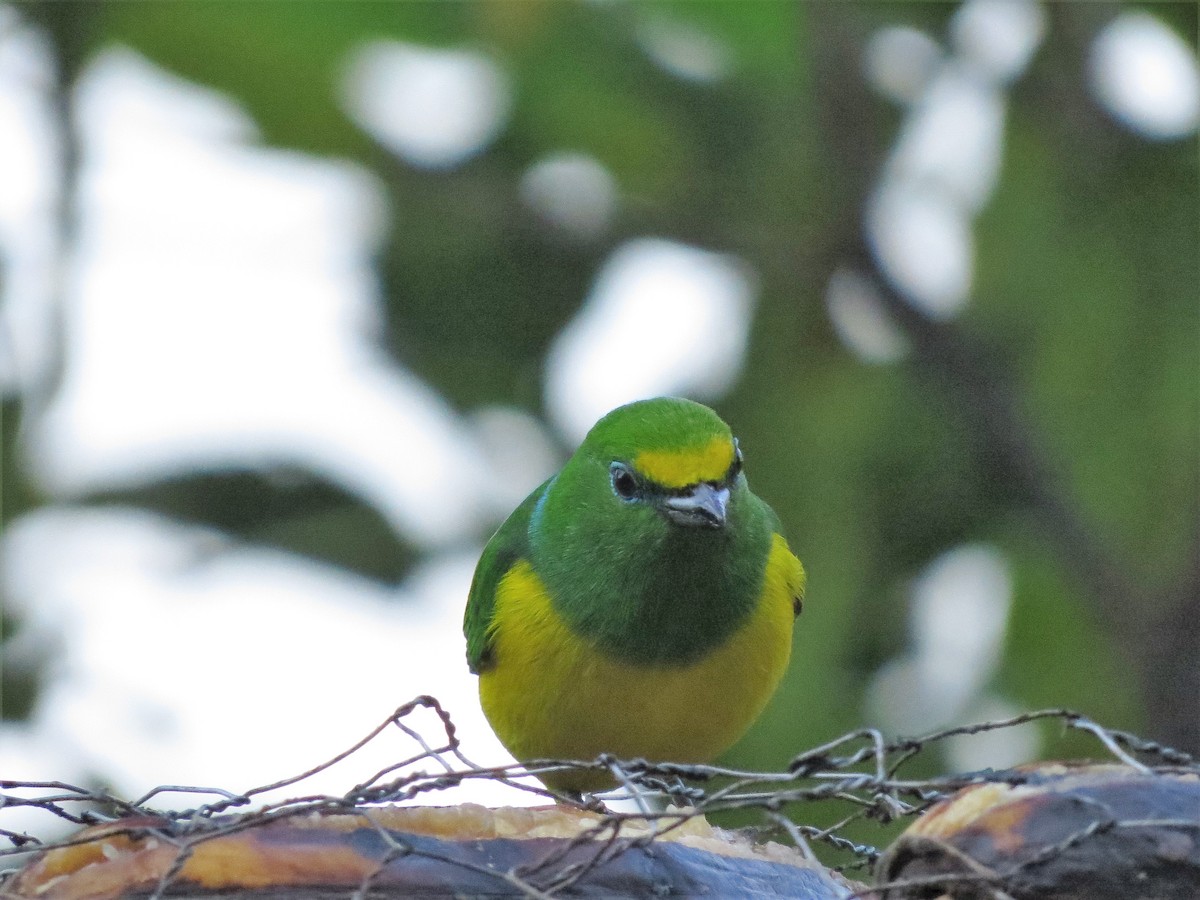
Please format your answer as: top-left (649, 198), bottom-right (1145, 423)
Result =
top-left (0, 0), bottom-right (1196, 842)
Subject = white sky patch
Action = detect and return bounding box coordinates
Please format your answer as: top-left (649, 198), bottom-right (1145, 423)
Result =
top-left (910, 544), bottom-right (1013, 713)
top-left (24, 48), bottom-right (489, 546)
top-left (520, 151), bottom-right (618, 241)
top-left (865, 27), bottom-right (943, 105)
top-left (824, 268), bottom-right (908, 365)
top-left (1090, 12), bottom-right (1200, 140)
top-left (867, 182), bottom-right (973, 319)
top-left (340, 40), bottom-right (510, 169)
top-left (636, 14), bottom-right (732, 84)
top-left (468, 405), bottom-right (562, 519)
top-left (0, 507), bottom-right (531, 807)
top-left (544, 239), bottom-right (756, 444)
top-left (860, 3), bottom-right (1042, 327)
top-left (0, 723), bottom-right (88, 843)
top-left (0, 13), bottom-right (58, 395)
top-left (886, 66), bottom-right (1006, 215)
top-left (950, 0), bottom-right (1046, 84)
top-left (867, 544), bottom-right (1017, 739)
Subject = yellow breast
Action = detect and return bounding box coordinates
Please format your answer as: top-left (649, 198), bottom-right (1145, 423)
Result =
top-left (478, 534), bottom-right (802, 793)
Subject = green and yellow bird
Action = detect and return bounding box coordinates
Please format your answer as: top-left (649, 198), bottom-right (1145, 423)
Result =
top-left (464, 397), bottom-right (805, 794)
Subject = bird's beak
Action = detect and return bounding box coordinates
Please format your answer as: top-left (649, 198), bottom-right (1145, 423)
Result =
top-left (663, 483), bottom-right (729, 529)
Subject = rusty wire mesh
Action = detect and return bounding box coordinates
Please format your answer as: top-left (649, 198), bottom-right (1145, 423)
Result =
top-left (0, 698), bottom-right (1195, 898)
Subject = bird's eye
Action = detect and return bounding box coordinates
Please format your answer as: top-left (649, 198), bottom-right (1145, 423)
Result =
top-left (610, 463), bottom-right (640, 501)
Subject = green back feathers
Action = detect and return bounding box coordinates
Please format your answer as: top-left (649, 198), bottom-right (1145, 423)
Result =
top-left (464, 397), bottom-right (778, 672)
top-left (463, 479), bottom-right (546, 674)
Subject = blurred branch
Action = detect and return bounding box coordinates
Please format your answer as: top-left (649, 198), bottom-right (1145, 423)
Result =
top-left (85, 469), bottom-right (417, 583)
top-left (844, 213), bottom-right (1198, 756)
top-left (17, 2), bottom-right (97, 414)
top-left (805, 5), bottom-right (1199, 753)
top-left (859, 244), bottom-right (1199, 752)
top-left (0, 1), bottom-right (99, 725)
top-left (848, 245), bottom-right (1132, 606)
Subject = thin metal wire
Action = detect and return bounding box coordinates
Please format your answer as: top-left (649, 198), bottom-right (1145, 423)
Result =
top-left (1, 702), bottom-right (1194, 898)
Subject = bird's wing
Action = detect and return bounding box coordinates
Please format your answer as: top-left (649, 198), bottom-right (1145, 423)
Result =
top-left (757, 496), bottom-right (806, 618)
top-left (463, 478), bottom-right (551, 675)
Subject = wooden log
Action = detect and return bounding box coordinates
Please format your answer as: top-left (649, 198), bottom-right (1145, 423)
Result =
top-left (6, 804), bottom-right (862, 899)
top-left (874, 762), bottom-right (1200, 899)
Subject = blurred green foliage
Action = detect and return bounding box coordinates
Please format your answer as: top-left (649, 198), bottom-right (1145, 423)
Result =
top-left (5, 0), bottom-right (1197, 809)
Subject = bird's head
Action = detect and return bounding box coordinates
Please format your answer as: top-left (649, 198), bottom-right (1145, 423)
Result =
top-left (543, 397), bottom-right (746, 547)
top-left (532, 397), bottom-right (773, 662)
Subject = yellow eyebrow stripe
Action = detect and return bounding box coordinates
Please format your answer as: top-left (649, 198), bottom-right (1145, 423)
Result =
top-left (634, 436), bottom-right (735, 489)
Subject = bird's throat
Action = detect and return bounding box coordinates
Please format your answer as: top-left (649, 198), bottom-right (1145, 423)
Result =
top-left (538, 521), bottom-right (771, 668)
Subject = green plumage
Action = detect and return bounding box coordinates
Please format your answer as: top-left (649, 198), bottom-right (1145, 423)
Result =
top-left (464, 480), bottom-right (545, 674)
top-left (464, 397), bottom-right (781, 673)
